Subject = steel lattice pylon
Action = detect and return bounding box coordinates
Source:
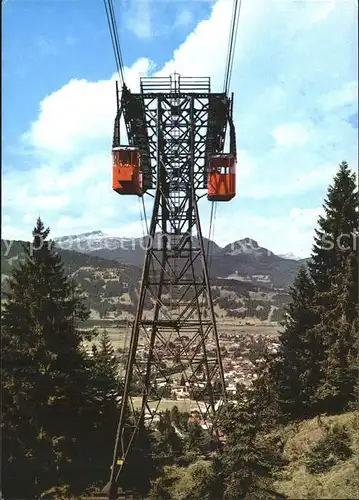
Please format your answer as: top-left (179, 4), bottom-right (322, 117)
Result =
top-left (106, 74), bottom-right (235, 499)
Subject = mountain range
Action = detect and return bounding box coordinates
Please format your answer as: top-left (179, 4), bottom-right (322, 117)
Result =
top-left (53, 231), bottom-right (308, 288)
top-left (1, 232), bottom-right (309, 324)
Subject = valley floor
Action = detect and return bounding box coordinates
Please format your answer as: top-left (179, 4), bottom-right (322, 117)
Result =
top-left (83, 321), bottom-right (280, 350)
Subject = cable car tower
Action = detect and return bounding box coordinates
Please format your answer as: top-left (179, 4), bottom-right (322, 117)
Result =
top-left (101, 1), bottom-right (241, 498)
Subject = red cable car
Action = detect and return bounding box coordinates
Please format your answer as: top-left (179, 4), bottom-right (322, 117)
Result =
top-left (207, 153), bottom-right (236, 201)
top-left (112, 146), bottom-right (143, 196)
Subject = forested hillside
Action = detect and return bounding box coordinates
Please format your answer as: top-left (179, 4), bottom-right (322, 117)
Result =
top-left (1, 239), bottom-right (294, 323)
top-left (1, 162), bottom-right (358, 499)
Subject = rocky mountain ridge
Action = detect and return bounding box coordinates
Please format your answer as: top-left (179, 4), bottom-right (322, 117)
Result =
top-left (52, 231), bottom-right (309, 288)
top-left (1, 234), bottom-right (309, 324)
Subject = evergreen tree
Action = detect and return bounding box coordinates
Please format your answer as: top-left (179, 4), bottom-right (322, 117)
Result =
top-left (214, 402), bottom-right (286, 500)
top-left (170, 405), bottom-right (180, 427)
top-left (308, 163), bottom-right (358, 413)
top-left (309, 161), bottom-right (358, 295)
top-left (314, 255), bottom-right (359, 412)
top-left (248, 354), bottom-right (281, 430)
top-left (1, 218), bottom-right (96, 497)
top-left (271, 267), bottom-right (320, 420)
top-left (91, 329), bottom-right (120, 404)
top-left (268, 162), bottom-right (358, 420)
top-left (154, 412), bottom-right (183, 463)
top-left (88, 329), bottom-right (121, 486)
top-left (118, 423), bottom-right (159, 499)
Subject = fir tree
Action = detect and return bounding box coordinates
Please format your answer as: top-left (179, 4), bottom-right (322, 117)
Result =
top-left (309, 161), bottom-right (358, 295)
top-left (154, 412), bottom-right (183, 463)
top-left (308, 163), bottom-right (358, 413)
top-left (1, 218), bottom-right (96, 497)
top-left (314, 255), bottom-right (359, 412)
top-left (170, 405), bottom-right (180, 427)
top-left (248, 353), bottom-right (281, 430)
top-left (271, 267), bottom-right (320, 420)
top-left (89, 329), bottom-right (121, 485)
top-left (91, 329), bottom-right (120, 406)
top-left (215, 402), bottom-right (286, 500)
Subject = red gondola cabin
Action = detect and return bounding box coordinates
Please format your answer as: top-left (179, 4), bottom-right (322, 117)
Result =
top-left (112, 146), bottom-right (143, 196)
top-left (207, 154), bottom-right (236, 201)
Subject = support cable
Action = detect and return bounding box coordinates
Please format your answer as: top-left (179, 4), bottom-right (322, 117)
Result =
top-left (104, 0), bottom-right (151, 260)
top-left (207, 0), bottom-right (241, 272)
top-left (207, 0), bottom-right (241, 269)
top-left (208, 201), bottom-right (218, 274)
top-left (138, 198), bottom-right (147, 239)
top-left (141, 197), bottom-right (150, 235)
top-left (223, 0), bottom-right (243, 95)
top-left (206, 201), bottom-right (217, 275)
top-left (103, 0), bottom-right (125, 87)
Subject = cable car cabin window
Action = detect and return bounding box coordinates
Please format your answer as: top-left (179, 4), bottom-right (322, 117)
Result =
top-left (113, 149), bottom-right (139, 167)
top-left (121, 150), bottom-right (130, 164)
top-left (209, 155), bottom-right (234, 173)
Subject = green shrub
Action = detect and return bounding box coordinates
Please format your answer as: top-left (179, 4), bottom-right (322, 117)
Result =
top-left (305, 424), bottom-right (353, 474)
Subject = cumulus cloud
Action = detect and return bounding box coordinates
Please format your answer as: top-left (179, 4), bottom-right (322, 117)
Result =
top-left (237, 161), bottom-right (341, 199)
top-left (319, 81), bottom-right (358, 111)
top-left (25, 78), bottom-right (115, 155)
top-left (2, 0), bottom-right (358, 256)
top-left (272, 123), bottom-right (311, 147)
top-left (200, 207), bottom-right (323, 258)
top-left (23, 58), bottom-right (151, 157)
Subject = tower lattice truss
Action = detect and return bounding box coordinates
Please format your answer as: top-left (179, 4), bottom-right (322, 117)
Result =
top-left (108, 75), bottom-right (235, 492)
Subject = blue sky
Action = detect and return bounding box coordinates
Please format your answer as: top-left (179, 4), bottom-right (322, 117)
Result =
top-left (2, 0), bottom-right (358, 257)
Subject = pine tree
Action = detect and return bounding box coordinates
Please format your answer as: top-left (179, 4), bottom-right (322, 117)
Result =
top-left (154, 412), bottom-right (183, 463)
top-left (249, 353), bottom-right (281, 430)
top-left (92, 334), bottom-right (160, 497)
top-left (170, 405), bottom-right (180, 427)
top-left (309, 161), bottom-right (358, 295)
top-left (314, 255), bottom-right (359, 412)
top-left (91, 329), bottom-right (120, 404)
top-left (89, 329), bottom-right (121, 484)
top-left (308, 163), bottom-right (358, 414)
top-left (271, 267), bottom-right (320, 420)
top-left (216, 402), bottom-right (286, 500)
top-left (1, 218), bottom-right (96, 497)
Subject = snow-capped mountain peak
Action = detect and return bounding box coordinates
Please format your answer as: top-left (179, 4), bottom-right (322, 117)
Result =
top-left (278, 252), bottom-right (302, 261)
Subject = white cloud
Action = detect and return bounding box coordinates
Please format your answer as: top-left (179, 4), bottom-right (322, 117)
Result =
top-left (319, 81), bottom-right (358, 111)
top-left (2, 214), bottom-right (11, 225)
top-left (23, 213), bottom-right (36, 224)
top-left (24, 58), bottom-right (151, 157)
top-left (24, 77), bottom-right (115, 155)
top-left (272, 123), bottom-right (311, 147)
top-left (289, 207), bottom-right (323, 228)
top-left (307, 0), bottom-right (336, 24)
top-left (103, 220), bottom-right (147, 238)
top-left (233, 160), bottom-right (343, 200)
top-left (199, 208), bottom-right (320, 258)
top-left (3, 0), bottom-right (358, 256)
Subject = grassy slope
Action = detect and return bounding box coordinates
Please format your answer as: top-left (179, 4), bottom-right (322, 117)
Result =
top-left (156, 412), bottom-right (358, 500)
top-left (274, 411), bottom-right (359, 499)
